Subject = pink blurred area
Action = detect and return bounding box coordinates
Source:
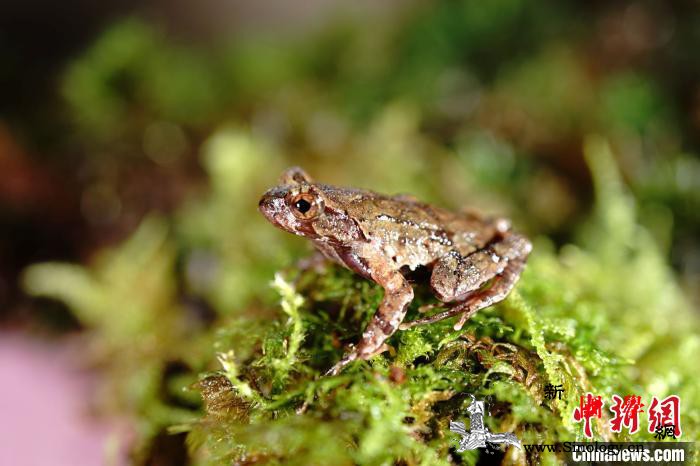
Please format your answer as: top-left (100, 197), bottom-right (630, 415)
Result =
top-left (0, 332), bottom-right (127, 466)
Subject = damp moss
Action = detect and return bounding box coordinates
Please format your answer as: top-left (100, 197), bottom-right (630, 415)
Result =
top-left (23, 134), bottom-right (699, 465)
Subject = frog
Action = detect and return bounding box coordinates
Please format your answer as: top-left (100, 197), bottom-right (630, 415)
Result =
top-left (258, 167), bottom-right (532, 375)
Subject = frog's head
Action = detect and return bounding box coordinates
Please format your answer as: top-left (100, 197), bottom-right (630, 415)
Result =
top-left (258, 167), bottom-right (326, 238)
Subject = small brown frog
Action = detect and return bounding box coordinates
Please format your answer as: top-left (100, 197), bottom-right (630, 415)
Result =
top-left (259, 167), bottom-right (532, 375)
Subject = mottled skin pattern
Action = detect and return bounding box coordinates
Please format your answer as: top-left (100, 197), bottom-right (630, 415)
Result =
top-left (258, 167), bottom-right (532, 375)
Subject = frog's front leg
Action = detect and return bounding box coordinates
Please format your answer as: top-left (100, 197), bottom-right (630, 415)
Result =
top-left (400, 233), bottom-right (531, 330)
top-left (326, 245), bottom-right (414, 375)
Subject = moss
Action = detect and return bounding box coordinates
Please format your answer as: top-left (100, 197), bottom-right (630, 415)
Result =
top-left (23, 132), bottom-right (699, 464)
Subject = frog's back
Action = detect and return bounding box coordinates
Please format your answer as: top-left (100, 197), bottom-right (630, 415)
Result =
top-left (319, 184), bottom-right (502, 265)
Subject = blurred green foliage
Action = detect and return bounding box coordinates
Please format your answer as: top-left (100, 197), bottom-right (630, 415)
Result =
top-left (18, 1), bottom-right (700, 464)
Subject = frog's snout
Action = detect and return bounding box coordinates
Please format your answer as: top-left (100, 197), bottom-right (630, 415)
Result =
top-left (258, 195), bottom-right (275, 220)
top-left (258, 192), bottom-right (286, 227)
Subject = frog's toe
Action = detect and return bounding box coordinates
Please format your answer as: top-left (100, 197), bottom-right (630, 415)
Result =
top-left (325, 351), bottom-right (358, 376)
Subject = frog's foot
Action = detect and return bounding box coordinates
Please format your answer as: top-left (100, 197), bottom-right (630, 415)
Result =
top-left (325, 343), bottom-right (392, 376)
top-left (400, 257), bottom-right (527, 331)
top-left (325, 351), bottom-right (358, 376)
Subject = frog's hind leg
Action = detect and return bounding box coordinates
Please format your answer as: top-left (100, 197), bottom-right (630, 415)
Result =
top-left (400, 234), bottom-right (531, 330)
top-left (400, 257), bottom-right (527, 330)
top-left (401, 258), bottom-right (526, 330)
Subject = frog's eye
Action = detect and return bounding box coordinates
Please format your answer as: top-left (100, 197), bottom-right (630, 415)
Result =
top-left (290, 193), bottom-right (322, 219)
top-left (294, 198), bottom-right (311, 213)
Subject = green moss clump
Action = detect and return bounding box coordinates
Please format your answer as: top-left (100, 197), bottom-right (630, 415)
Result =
top-left (24, 135), bottom-right (699, 465)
